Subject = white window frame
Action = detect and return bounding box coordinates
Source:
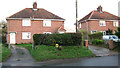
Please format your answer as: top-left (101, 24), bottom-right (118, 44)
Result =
top-left (79, 23), bottom-right (81, 28)
top-left (59, 31), bottom-right (64, 34)
top-left (99, 20), bottom-right (106, 26)
top-left (91, 30), bottom-right (97, 34)
top-left (22, 19), bottom-right (31, 26)
top-left (22, 32), bottom-right (31, 39)
top-left (43, 32), bottom-right (52, 34)
top-left (43, 20), bottom-right (51, 27)
top-left (113, 21), bottom-right (119, 27)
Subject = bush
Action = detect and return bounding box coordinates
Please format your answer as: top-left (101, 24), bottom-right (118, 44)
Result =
top-left (88, 32), bottom-right (103, 40)
top-left (2, 35), bottom-right (7, 47)
top-left (93, 39), bottom-right (104, 45)
top-left (0, 44), bottom-right (11, 62)
top-left (33, 33), bottom-right (82, 46)
top-left (115, 27), bottom-right (120, 38)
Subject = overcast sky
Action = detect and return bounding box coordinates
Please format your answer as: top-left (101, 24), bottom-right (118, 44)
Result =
top-left (0, 0), bottom-right (120, 30)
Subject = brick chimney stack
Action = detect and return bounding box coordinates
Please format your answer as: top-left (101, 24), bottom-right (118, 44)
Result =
top-left (33, 2), bottom-right (37, 9)
top-left (97, 5), bottom-right (102, 13)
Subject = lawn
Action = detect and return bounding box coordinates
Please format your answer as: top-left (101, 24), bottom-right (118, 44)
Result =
top-left (16, 44), bottom-right (94, 61)
top-left (0, 44), bottom-right (11, 62)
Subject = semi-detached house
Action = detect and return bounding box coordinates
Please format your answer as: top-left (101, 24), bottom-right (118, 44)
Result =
top-left (6, 2), bottom-right (66, 44)
top-left (78, 5), bottom-right (120, 35)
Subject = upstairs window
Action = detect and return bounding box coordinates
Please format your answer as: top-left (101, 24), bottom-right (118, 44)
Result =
top-left (113, 21), bottom-right (119, 27)
top-left (43, 20), bottom-right (51, 27)
top-left (99, 20), bottom-right (106, 26)
top-left (22, 19), bottom-right (31, 26)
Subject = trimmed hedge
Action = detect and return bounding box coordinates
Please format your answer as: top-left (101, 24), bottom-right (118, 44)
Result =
top-left (88, 32), bottom-right (103, 40)
top-left (93, 39), bottom-right (104, 45)
top-left (33, 33), bottom-right (82, 46)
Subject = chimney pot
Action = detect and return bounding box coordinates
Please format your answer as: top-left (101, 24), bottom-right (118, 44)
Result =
top-left (97, 5), bottom-right (102, 13)
top-left (33, 2), bottom-right (37, 9)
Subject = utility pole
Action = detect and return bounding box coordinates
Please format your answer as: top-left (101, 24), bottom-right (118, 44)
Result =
top-left (76, 0), bottom-right (78, 33)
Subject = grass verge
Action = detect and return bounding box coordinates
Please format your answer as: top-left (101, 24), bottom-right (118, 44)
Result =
top-left (16, 44), bottom-right (94, 61)
top-left (113, 46), bottom-right (120, 52)
top-left (0, 44), bottom-right (11, 62)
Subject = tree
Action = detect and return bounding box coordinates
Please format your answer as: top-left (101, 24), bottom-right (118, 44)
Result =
top-left (115, 27), bottom-right (120, 38)
top-left (0, 21), bottom-right (7, 44)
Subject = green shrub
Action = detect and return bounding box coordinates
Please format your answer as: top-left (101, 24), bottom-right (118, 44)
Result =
top-left (33, 33), bottom-right (82, 46)
top-left (93, 39), bottom-right (104, 45)
top-left (0, 44), bottom-right (11, 62)
top-left (88, 32), bottom-right (103, 40)
top-left (115, 27), bottom-right (120, 38)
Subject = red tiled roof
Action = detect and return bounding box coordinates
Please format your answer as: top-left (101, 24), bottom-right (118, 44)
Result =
top-left (78, 10), bottom-right (120, 23)
top-left (7, 8), bottom-right (65, 20)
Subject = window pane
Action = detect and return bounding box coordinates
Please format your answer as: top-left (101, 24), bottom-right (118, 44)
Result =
top-left (91, 31), bottom-right (97, 34)
top-left (43, 20), bottom-right (51, 27)
top-left (113, 21), bottom-right (118, 27)
top-left (22, 19), bottom-right (31, 26)
top-left (22, 32), bottom-right (31, 39)
top-left (100, 20), bottom-right (106, 26)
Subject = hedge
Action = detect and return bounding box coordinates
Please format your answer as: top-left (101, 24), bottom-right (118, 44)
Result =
top-left (88, 32), bottom-right (103, 40)
top-left (33, 33), bottom-right (82, 46)
top-left (93, 39), bottom-right (104, 45)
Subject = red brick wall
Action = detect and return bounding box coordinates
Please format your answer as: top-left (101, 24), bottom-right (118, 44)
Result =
top-left (79, 20), bottom-right (118, 33)
top-left (7, 19), bottom-right (64, 44)
top-left (78, 22), bottom-right (87, 31)
top-left (89, 20), bottom-right (117, 32)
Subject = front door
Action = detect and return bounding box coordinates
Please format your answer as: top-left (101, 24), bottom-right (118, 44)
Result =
top-left (10, 33), bottom-right (16, 44)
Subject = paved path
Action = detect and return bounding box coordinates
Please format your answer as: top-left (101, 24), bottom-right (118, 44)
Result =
top-left (3, 45), bottom-right (35, 66)
top-left (88, 45), bottom-right (118, 56)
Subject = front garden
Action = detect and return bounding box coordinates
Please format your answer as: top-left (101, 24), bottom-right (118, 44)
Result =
top-left (88, 32), bottom-right (109, 48)
top-left (88, 32), bottom-right (120, 52)
top-left (16, 44), bottom-right (94, 61)
top-left (113, 46), bottom-right (120, 52)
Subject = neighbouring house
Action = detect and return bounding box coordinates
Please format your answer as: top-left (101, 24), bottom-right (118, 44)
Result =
top-left (78, 5), bottom-right (120, 35)
top-left (6, 2), bottom-right (66, 44)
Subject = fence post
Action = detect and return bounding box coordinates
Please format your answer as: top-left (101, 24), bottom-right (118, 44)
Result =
top-left (32, 42), bottom-right (34, 50)
top-left (85, 40), bottom-right (88, 48)
top-left (109, 40), bottom-right (113, 50)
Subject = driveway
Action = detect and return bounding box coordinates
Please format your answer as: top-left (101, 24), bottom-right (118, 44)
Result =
top-left (3, 45), bottom-right (35, 66)
top-left (88, 45), bottom-right (118, 56)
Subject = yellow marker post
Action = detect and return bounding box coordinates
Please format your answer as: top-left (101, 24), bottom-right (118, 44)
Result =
top-left (76, 18), bottom-right (78, 21)
top-left (56, 44), bottom-right (59, 48)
